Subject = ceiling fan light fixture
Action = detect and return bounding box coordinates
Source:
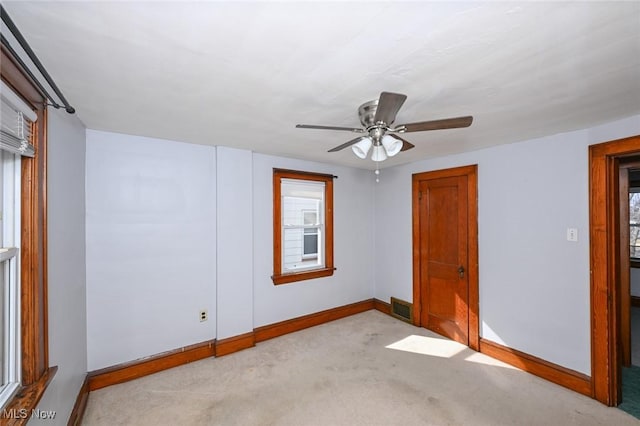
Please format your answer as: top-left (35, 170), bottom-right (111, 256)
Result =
top-left (371, 145), bottom-right (387, 162)
top-left (351, 137), bottom-right (372, 159)
top-left (297, 91), bottom-right (473, 161)
top-left (381, 134), bottom-right (402, 157)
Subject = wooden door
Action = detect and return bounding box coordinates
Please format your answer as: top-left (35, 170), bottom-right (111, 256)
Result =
top-left (412, 165), bottom-right (478, 349)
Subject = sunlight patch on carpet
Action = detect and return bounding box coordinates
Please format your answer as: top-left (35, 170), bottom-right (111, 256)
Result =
top-left (463, 352), bottom-right (519, 369)
top-left (386, 335), bottom-right (466, 358)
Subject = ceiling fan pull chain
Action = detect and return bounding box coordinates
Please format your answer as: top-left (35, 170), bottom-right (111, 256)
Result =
top-left (375, 164), bottom-right (380, 183)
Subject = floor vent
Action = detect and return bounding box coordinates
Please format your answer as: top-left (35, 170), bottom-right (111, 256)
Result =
top-left (390, 297), bottom-right (413, 323)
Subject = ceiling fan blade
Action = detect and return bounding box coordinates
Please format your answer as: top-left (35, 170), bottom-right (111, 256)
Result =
top-left (373, 92), bottom-right (407, 125)
top-left (389, 134), bottom-right (415, 151)
top-left (399, 116), bottom-right (473, 133)
top-left (328, 137), bottom-right (364, 152)
top-left (296, 124), bottom-right (364, 133)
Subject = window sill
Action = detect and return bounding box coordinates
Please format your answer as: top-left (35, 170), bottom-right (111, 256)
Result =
top-left (631, 260), bottom-right (640, 268)
top-left (1, 366), bottom-right (57, 425)
top-left (272, 267), bottom-right (335, 285)
top-left (0, 247), bottom-right (18, 262)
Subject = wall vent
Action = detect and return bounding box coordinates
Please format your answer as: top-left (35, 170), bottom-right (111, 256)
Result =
top-left (390, 297), bottom-right (413, 323)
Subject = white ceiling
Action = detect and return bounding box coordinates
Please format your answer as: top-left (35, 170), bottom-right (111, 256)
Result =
top-left (3, 1), bottom-right (640, 170)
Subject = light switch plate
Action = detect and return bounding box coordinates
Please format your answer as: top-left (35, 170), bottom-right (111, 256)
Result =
top-left (567, 228), bottom-right (578, 242)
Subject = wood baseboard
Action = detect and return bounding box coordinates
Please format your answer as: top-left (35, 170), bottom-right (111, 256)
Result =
top-left (67, 375), bottom-right (89, 426)
top-left (76, 301), bottom-right (599, 410)
top-left (255, 299), bottom-right (375, 343)
top-left (87, 299), bottom-right (377, 391)
top-left (479, 338), bottom-right (591, 397)
top-left (88, 339), bottom-right (215, 391)
top-left (373, 298), bottom-right (391, 315)
top-left (631, 295), bottom-right (640, 307)
top-left (216, 332), bottom-right (255, 357)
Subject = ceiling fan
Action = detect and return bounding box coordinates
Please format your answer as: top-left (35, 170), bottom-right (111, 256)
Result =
top-left (296, 92), bottom-right (473, 162)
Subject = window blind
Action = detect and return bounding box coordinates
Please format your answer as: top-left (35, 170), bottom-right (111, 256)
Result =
top-left (281, 178), bottom-right (325, 200)
top-left (0, 80), bottom-right (36, 157)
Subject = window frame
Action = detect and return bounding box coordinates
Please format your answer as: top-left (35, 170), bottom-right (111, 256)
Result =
top-left (0, 44), bottom-right (54, 421)
top-left (272, 168), bottom-right (334, 285)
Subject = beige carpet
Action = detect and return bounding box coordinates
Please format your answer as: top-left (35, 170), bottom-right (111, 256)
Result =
top-left (83, 311), bottom-right (637, 425)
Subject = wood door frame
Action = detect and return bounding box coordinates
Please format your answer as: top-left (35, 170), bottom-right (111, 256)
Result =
top-left (617, 160), bottom-right (640, 368)
top-left (590, 134), bottom-right (640, 406)
top-left (412, 164), bottom-right (479, 351)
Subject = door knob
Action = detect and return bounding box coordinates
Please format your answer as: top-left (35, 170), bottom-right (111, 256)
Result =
top-left (458, 265), bottom-right (465, 278)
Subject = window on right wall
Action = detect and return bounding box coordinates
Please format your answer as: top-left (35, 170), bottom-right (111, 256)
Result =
top-left (272, 169), bottom-right (334, 285)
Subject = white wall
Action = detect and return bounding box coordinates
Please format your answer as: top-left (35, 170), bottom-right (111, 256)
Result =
top-left (216, 147), bottom-right (253, 339)
top-left (84, 135), bottom-right (375, 366)
top-left (85, 130), bottom-right (216, 370)
top-left (374, 115), bottom-right (640, 375)
top-left (253, 154), bottom-right (375, 327)
top-left (29, 108), bottom-right (87, 425)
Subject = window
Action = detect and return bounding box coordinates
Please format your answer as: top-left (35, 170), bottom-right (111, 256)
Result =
top-left (0, 43), bottom-right (52, 421)
top-left (0, 77), bottom-right (35, 408)
top-left (272, 169), bottom-right (334, 285)
top-left (630, 191), bottom-right (640, 260)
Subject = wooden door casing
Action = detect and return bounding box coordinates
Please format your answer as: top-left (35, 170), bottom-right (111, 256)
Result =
top-left (589, 135), bottom-right (640, 405)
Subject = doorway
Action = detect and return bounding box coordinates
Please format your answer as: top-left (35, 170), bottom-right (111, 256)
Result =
top-left (625, 168), bottom-right (640, 367)
top-left (412, 165), bottom-right (479, 350)
top-left (618, 161), bottom-right (640, 369)
top-left (589, 134), bottom-right (640, 406)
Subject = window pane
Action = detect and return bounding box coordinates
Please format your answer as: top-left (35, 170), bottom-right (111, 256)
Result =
top-left (283, 201), bottom-right (323, 228)
top-left (0, 260), bottom-right (5, 388)
top-left (0, 149), bottom-right (19, 407)
top-left (303, 210), bottom-right (317, 225)
top-left (303, 232), bottom-right (318, 256)
top-left (281, 179), bottom-right (325, 272)
top-left (1, 150), bottom-right (19, 247)
top-left (0, 150), bottom-right (4, 245)
top-left (283, 227), bottom-right (323, 271)
top-left (281, 179), bottom-right (324, 227)
top-left (631, 192), bottom-right (640, 258)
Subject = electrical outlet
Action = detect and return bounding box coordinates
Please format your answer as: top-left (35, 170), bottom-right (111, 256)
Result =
top-left (199, 309), bottom-right (208, 322)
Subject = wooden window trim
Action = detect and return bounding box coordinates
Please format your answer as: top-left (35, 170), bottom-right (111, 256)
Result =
top-left (1, 44), bottom-right (53, 422)
top-left (272, 168), bottom-right (334, 285)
